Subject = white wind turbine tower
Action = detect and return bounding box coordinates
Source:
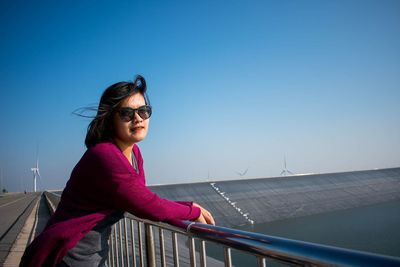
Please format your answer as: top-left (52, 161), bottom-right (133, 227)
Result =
top-left (280, 155), bottom-right (294, 176)
top-left (31, 151), bottom-right (41, 192)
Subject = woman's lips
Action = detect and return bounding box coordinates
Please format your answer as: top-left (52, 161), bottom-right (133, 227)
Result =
top-left (131, 126), bottom-right (144, 132)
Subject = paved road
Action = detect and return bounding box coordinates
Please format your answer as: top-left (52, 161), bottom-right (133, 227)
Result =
top-left (0, 193), bottom-right (38, 238)
top-left (0, 192), bottom-right (40, 265)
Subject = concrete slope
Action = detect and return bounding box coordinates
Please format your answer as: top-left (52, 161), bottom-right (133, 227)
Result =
top-left (150, 167), bottom-right (400, 227)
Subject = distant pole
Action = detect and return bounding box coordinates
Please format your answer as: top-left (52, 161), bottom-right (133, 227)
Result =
top-left (33, 174), bottom-right (37, 192)
top-left (0, 167), bottom-right (3, 192)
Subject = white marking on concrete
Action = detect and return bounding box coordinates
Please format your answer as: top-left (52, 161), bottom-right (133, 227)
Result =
top-left (0, 196), bottom-right (28, 209)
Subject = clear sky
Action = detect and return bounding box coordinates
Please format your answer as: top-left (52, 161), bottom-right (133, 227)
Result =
top-left (1, 0), bottom-right (399, 192)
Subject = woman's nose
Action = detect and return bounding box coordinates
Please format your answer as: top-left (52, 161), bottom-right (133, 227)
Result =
top-left (133, 111), bottom-right (143, 123)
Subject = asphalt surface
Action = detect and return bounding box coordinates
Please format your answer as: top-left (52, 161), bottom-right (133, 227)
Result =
top-left (0, 192), bottom-right (40, 265)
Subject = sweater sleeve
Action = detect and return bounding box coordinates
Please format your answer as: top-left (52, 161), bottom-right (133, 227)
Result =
top-left (175, 201), bottom-right (194, 206)
top-left (93, 144), bottom-right (201, 222)
top-left (111, 172), bottom-right (200, 221)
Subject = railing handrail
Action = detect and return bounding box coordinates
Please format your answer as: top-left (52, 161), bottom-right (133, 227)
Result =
top-left (124, 213), bottom-right (400, 266)
top-left (44, 191), bottom-right (400, 266)
top-left (180, 221), bottom-right (400, 267)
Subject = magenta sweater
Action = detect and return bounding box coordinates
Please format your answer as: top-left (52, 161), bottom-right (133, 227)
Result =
top-left (20, 142), bottom-right (201, 267)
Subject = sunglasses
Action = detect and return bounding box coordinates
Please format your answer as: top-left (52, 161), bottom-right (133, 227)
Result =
top-left (117, 105), bottom-right (152, 122)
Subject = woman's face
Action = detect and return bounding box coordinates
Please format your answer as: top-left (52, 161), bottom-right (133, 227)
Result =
top-left (112, 93), bottom-right (149, 146)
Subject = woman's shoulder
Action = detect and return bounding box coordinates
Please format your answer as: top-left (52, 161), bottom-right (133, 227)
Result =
top-left (89, 142), bottom-right (119, 154)
top-left (84, 142), bottom-right (122, 164)
top-left (85, 142), bottom-right (140, 172)
top-left (89, 142), bottom-right (141, 155)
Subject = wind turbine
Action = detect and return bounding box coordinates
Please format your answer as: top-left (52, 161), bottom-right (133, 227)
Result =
top-left (30, 149), bottom-right (41, 192)
top-left (280, 155), bottom-right (294, 176)
top-left (235, 167), bottom-right (249, 177)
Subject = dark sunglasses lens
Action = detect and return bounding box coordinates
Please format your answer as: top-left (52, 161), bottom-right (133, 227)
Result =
top-left (118, 106), bottom-right (152, 122)
top-left (138, 106), bottom-right (152, 120)
top-left (119, 108), bottom-right (134, 122)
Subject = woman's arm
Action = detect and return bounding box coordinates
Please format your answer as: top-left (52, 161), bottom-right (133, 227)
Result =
top-left (110, 171), bottom-right (201, 222)
top-left (90, 143), bottom-right (212, 224)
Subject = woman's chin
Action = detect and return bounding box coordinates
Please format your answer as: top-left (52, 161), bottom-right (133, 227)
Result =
top-left (130, 133), bottom-right (146, 143)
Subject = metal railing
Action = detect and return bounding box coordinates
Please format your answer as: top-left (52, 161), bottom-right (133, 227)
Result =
top-left (44, 192), bottom-right (400, 266)
top-left (107, 214), bottom-right (192, 267)
top-left (107, 213), bottom-right (400, 267)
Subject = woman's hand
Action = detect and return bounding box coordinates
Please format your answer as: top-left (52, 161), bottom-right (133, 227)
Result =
top-left (193, 203), bottom-right (215, 225)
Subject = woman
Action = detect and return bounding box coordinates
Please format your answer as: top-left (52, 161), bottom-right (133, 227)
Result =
top-left (20, 75), bottom-right (215, 267)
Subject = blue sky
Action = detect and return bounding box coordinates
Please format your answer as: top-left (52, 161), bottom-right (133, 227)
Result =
top-left (1, 0), bottom-right (399, 191)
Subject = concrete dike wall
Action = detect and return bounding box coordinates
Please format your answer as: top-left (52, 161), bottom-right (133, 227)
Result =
top-left (149, 167), bottom-right (400, 227)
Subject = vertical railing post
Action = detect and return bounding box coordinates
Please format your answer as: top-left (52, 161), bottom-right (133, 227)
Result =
top-left (130, 220), bottom-right (137, 267)
top-left (145, 223), bottom-right (156, 267)
top-left (123, 218), bottom-right (130, 267)
top-left (189, 237), bottom-right (197, 267)
top-left (114, 225), bottom-right (120, 267)
top-left (159, 228), bottom-right (166, 267)
top-left (172, 232), bottom-right (180, 267)
top-left (257, 256), bottom-right (266, 267)
top-left (110, 229), bottom-right (115, 267)
top-left (200, 240), bottom-right (207, 267)
top-left (224, 247), bottom-right (232, 267)
top-left (107, 238), bottom-right (111, 267)
top-left (138, 222), bottom-right (144, 267)
top-left (119, 221), bottom-right (125, 267)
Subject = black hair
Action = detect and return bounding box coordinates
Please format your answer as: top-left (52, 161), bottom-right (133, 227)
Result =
top-left (81, 75), bottom-right (150, 148)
